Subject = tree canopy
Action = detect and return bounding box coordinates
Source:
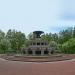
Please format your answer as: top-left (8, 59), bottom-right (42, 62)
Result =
top-left (0, 27), bottom-right (75, 54)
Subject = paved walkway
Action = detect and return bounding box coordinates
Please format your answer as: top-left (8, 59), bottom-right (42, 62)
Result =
top-left (0, 58), bottom-right (75, 75)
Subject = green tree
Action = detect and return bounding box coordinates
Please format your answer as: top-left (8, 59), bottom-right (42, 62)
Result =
top-left (58, 27), bottom-right (73, 44)
top-left (51, 33), bottom-right (58, 43)
top-left (6, 29), bottom-right (26, 51)
top-left (62, 38), bottom-right (75, 54)
top-left (0, 38), bottom-right (11, 53)
top-left (27, 32), bottom-right (33, 40)
top-left (41, 33), bottom-right (52, 42)
top-left (73, 26), bottom-right (75, 38)
top-left (49, 41), bottom-right (57, 47)
top-left (0, 30), bottom-right (5, 41)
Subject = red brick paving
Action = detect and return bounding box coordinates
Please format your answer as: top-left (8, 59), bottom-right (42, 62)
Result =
top-left (0, 58), bottom-right (75, 75)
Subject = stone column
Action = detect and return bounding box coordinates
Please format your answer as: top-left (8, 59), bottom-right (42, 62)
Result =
top-left (41, 50), bottom-right (44, 56)
top-left (49, 50), bottom-right (51, 55)
top-left (49, 48), bottom-right (52, 55)
top-left (33, 50), bottom-right (35, 56)
top-left (25, 50), bottom-right (28, 56)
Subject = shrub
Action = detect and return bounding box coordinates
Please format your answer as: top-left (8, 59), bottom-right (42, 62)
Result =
top-left (62, 38), bottom-right (75, 54)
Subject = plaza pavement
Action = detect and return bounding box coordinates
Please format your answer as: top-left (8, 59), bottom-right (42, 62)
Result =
top-left (0, 58), bottom-right (75, 75)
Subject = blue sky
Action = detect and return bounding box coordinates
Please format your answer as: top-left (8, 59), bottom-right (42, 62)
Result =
top-left (0, 0), bottom-right (75, 35)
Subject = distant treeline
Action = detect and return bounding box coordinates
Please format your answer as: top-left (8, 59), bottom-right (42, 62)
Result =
top-left (0, 27), bottom-right (75, 54)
